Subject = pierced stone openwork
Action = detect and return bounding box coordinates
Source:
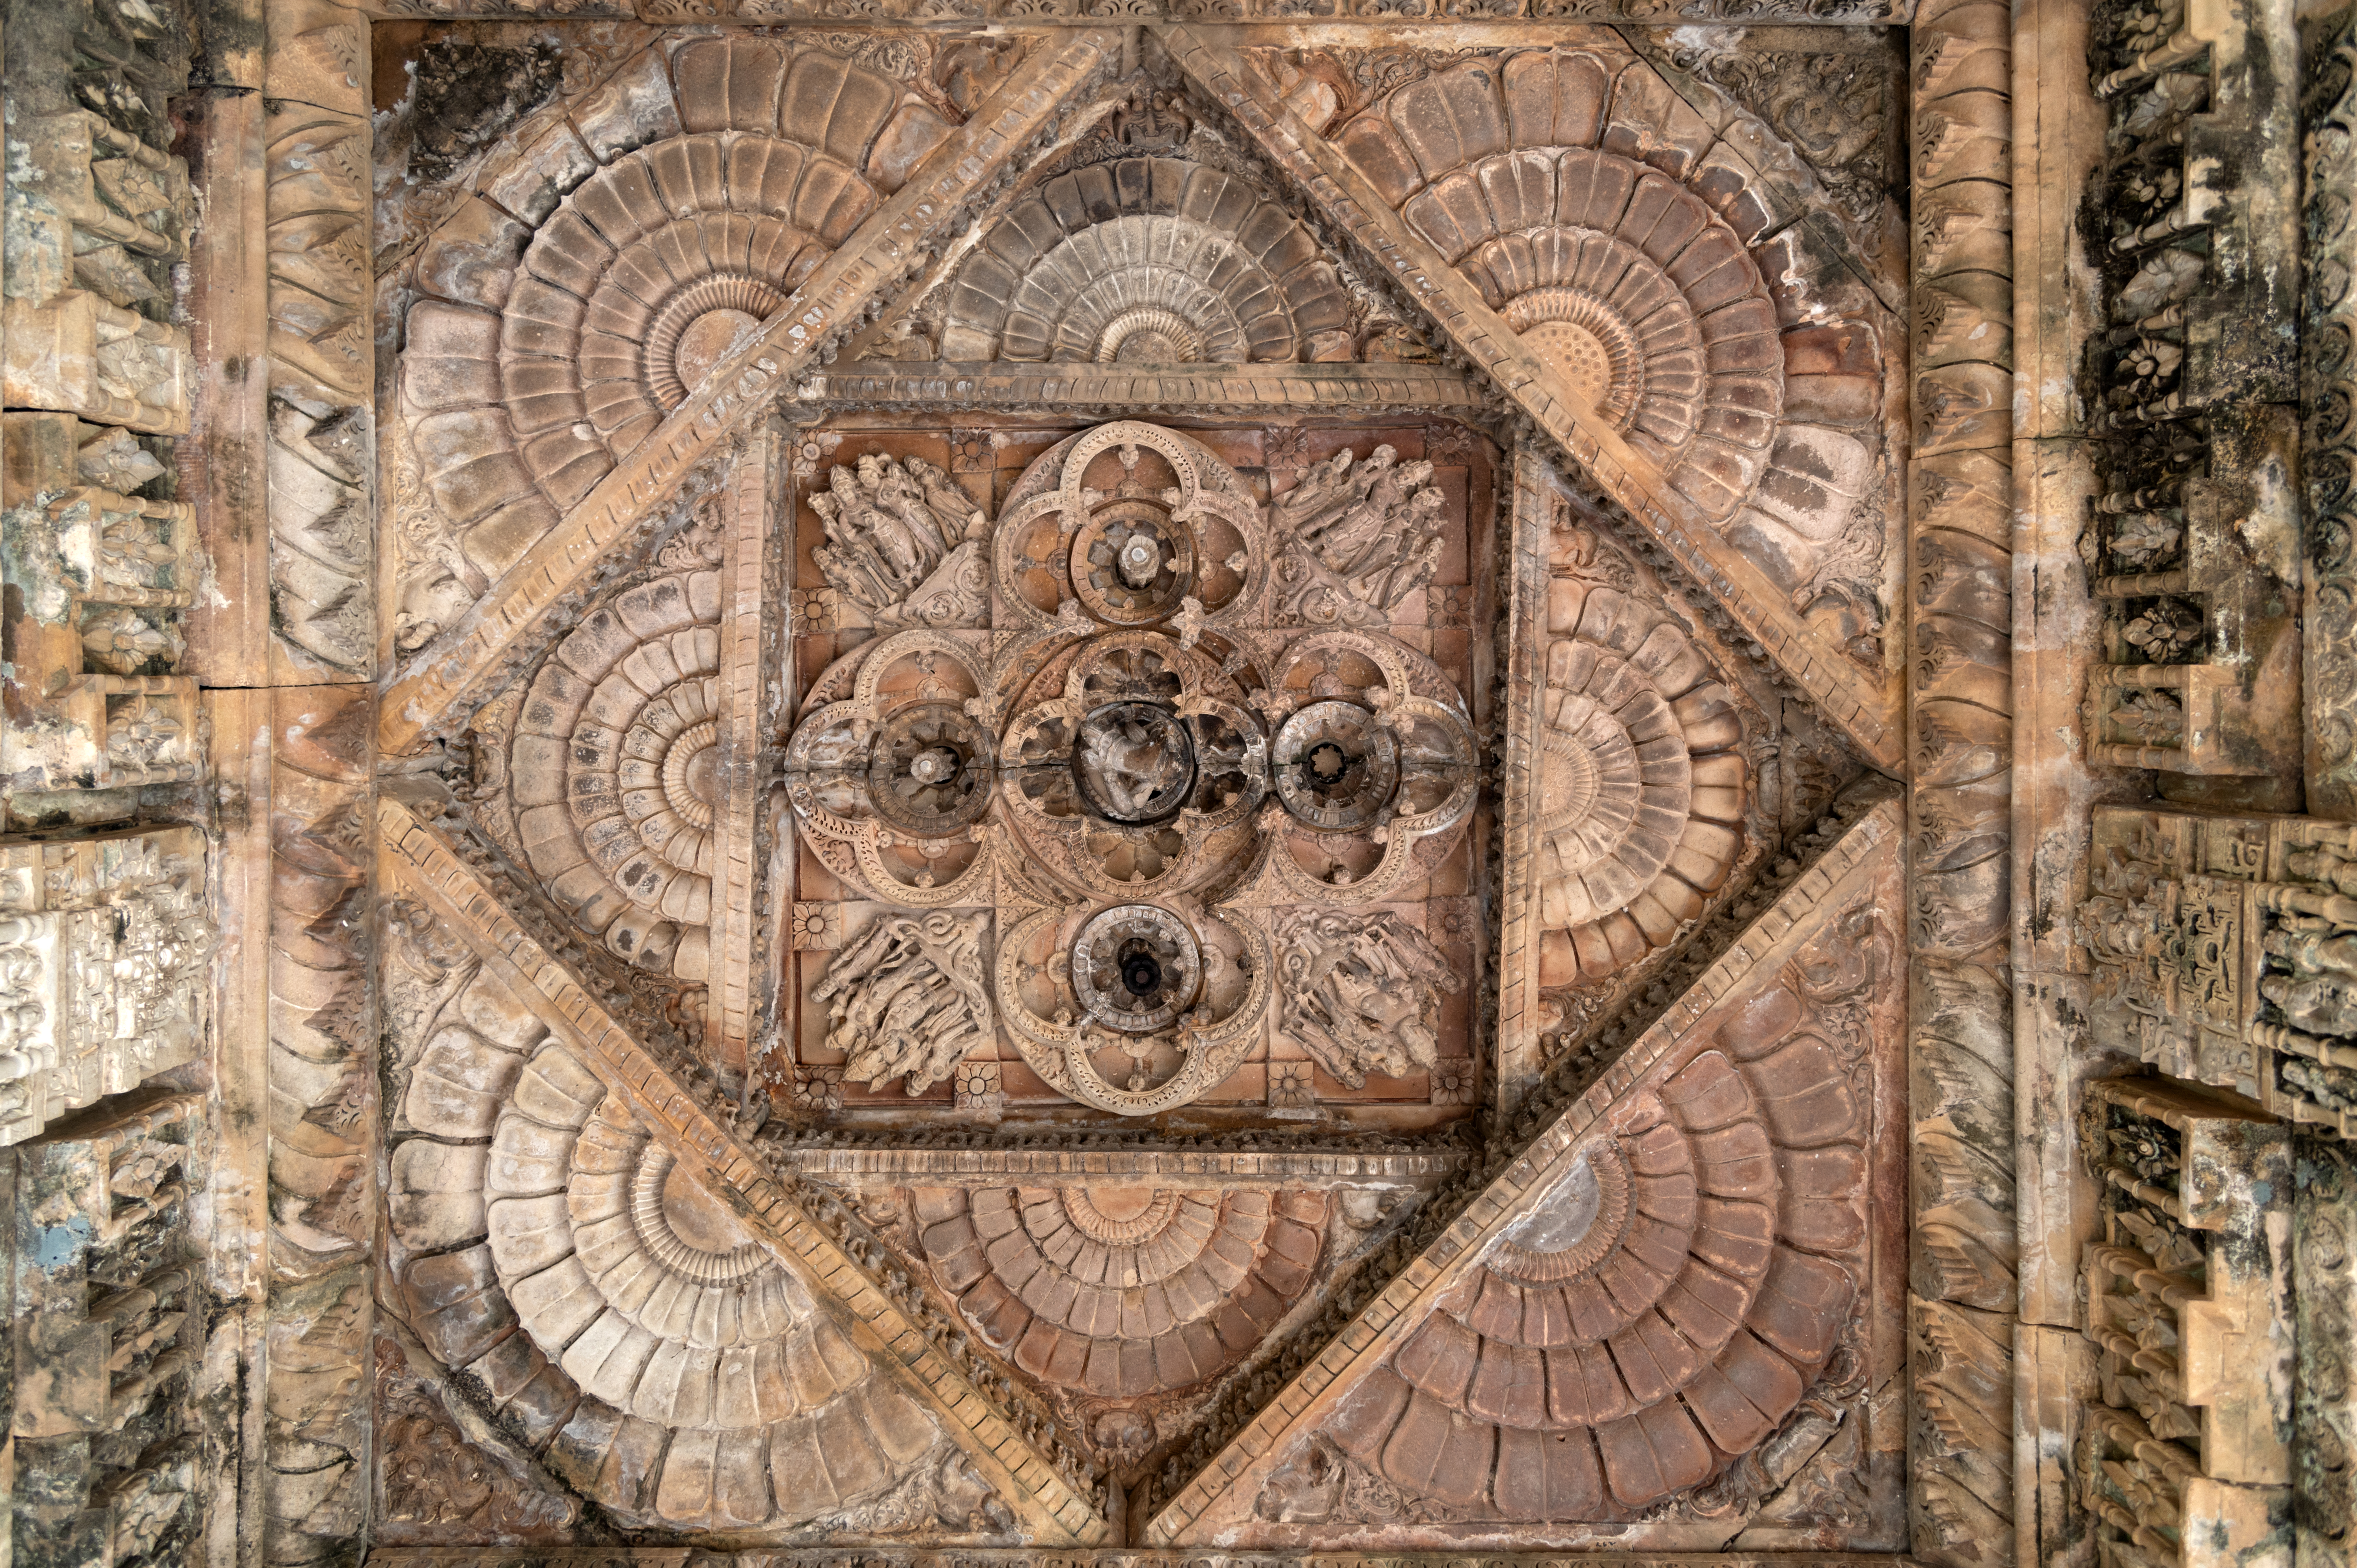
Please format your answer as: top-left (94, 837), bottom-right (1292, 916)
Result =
top-left (783, 421), bottom-right (1486, 1121)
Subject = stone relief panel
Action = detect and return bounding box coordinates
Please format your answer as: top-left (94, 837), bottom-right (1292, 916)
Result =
top-left (779, 419), bottom-right (1488, 1126)
top-left (0, 827), bottom-right (211, 1147)
top-left (1145, 795), bottom-right (1903, 1551)
top-left (392, 32), bottom-right (1005, 642)
top-left (9, 1093), bottom-right (205, 1568)
top-left (382, 921), bottom-right (1007, 1539)
top-left (1242, 41), bottom-right (1903, 679)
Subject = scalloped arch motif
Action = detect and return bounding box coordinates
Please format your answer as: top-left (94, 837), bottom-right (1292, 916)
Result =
top-left (390, 962), bottom-right (952, 1536)
top-left (938, 156), bottom-right (1357, 362)
top-left (1302, 47), bottom-right (1889, 606)
top-left (399, 37), bottom-right (964, 585)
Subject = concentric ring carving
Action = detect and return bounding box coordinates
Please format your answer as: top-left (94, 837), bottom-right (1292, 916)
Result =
top-left (915, 1185), bottom-right (1331, 1399)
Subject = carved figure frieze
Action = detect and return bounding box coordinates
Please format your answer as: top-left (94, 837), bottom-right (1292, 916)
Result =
top-left (1274, 909), bottom-right (1463, 1088)
top-left (813, 910), bottom-right (994, 1095)
top-left (811, 452), bottom-right (990, 629)
top-left (781, 421), bottom-right (1483, 1122)
top-left (2081, 805), bottom-right (2357, 1130)
top-left (1270, 445), bottom-right (1450, 626)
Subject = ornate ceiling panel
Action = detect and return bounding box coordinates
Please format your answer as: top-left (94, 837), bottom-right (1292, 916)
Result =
top-left (356, 19), bottom-right (1895, 1559)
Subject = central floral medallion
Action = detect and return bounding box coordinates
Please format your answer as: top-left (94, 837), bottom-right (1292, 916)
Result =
top-left (783, 421), bottom-right (1485, 1119)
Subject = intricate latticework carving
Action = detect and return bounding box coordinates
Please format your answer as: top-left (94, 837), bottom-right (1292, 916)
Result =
top-left (782, 420), bottom-right (1484, 1123)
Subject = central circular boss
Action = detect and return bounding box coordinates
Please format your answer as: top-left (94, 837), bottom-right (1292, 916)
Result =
top-left (1072, 904), bottom-right (1201, 1034)
top-left (1072, 701), bottom-right (1197, 825)
top-left (1273, 699), bottom-right (1399, 831)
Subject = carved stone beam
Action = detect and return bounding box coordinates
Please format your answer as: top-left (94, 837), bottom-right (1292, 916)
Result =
top-left (1152, 26), bottom-right (1901, 774)
top-left (770, 1145), bottom-right (1469, 1194)
top-left (369, 1551), bottom-right (1929, 1568)
top-left (702, 425), bottom-right (784, 1077)
top-left (1145, 790), bottom-right (1903, 1546)
top-left (799, 360), bottom-right (1486, 414)
top-left (376, 33), bottom-right (1118, 759)
top-left (376, 796), bottom-right (1110, 1546)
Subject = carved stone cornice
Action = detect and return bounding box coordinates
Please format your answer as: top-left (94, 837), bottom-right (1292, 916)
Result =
top-left (375, 795), bottom-right (1111, 1545)
top-left (769, 1145), bottom-right (1468, 1190)
top-left (377, 33), bottom-right (1121, 759)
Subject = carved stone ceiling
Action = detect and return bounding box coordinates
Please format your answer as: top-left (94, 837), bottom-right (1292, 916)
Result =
top-left (369, 19), bottom-right (1902, 1554)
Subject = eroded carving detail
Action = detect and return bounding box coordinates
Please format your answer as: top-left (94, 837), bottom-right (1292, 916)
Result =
top-left (813, 910), bottom-right (994, 1095)
top-left (1275, 910), bottom-right (1461, 1088)
top-left (810, 452), bottom-right (991, 628)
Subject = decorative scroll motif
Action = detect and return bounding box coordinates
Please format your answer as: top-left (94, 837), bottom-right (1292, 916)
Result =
top-left (2295, 1136), bottom-right (2357, 1564)
top-left (914, 1186), bottom-right (1328, 1406)
top-left (2075, 1080), bottom-right (2290, 1561)
top-left (1274, 910), bottom-right (1461, 1087)
top-left (1906, 0), bottom-right (2014, 1560)
top-left (2077, 0), bottom-right (2302, 785)
top-left (0, 828), bottom-right (211, 1147)
top-left (1246, 43), bottom-right (1893, 660)
top-left (1270, 446), bottom-right (1450, 626)
top-left (508, 535), bottom-right (727, 982)
top-left (809, 452), bottom-right (990, 629)
top-left (814, 911), bottom-right (993, 1094)
top-left (0, 416), bottom-right (201, 805)
top-left (398, 37), bottom-right (970, 591)
top-left (2305, 0), bottom-right (2357, 814)
top-left (782, 422), bottom-right (1481, 1122)
top-left (390, 957), bottom-right (973, 1534)
top-left (2082, 805), bottom-right (2357, 1132)
top-left (9, 1095), bottom-right (202, 1568)
top-left (934, 155), bottom-right (1355, 364)
top-left (1292, 986), bottom-right (1862, 1521)
top-left (267, 0), bottom-right (376, 678)
top-left (643, 0), bottom-right (1907, 18)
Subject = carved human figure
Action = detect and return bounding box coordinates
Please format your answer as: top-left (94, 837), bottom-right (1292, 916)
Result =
top-left (1276, 910), bottom-right (1462, 1086)
top-left (812, 911), bottom-right (994, 1095)
top-left (811, 454), bottom-right (988, 625)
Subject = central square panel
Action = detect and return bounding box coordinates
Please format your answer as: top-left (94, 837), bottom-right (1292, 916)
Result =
top-left (775, 417), bottom-right (1498, 1128)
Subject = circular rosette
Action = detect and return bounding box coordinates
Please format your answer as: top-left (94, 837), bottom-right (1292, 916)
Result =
top-left (1256, 632), bottom-right (1478, 904)
top-left (1318, 999), bottom-right (1865, 1520)
top-left (997, 629), bottom-right (1269, 900)
top-left (1273, 700), bottom-right (1399, 831)
top-left (1073, 503), bottom-right (1196, 625)
top-left (511, 567), bottom-right (723, 979)
top-left (780, 631), bottom-right (995, 906)
top-left (994, 903), bottom-right (1270, 1116)
top-left (993, 422), bottom-right (1262, 629)
top-left (1071, 904), bottom-right (1201, 1034)
top-left (460, 1033), bottom-right (944, 1531)
top-left (914, 1185), bottom-right (1330, 1400)
top-left (865, 701), bottom-right (995, 837)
